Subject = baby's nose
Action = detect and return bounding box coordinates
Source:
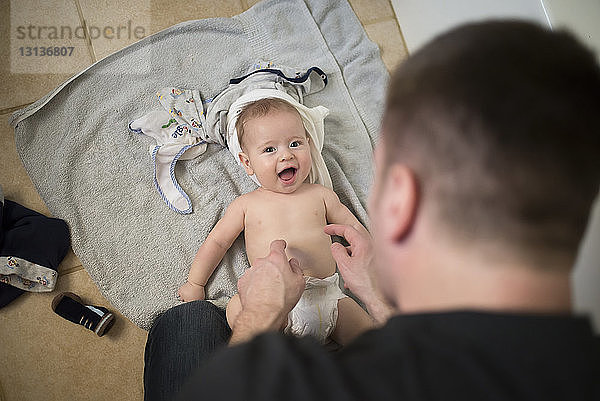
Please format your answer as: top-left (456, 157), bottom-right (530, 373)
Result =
top-left (280, 151), bottom-right (294, 161)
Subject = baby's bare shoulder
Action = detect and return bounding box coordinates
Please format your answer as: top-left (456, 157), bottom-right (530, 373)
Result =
top-left (236, 190), bottom-right (255, 200)
top-left (302, 183), bottom-right (333, 198)
top-left (229, 190), bottom-right (263, 211)
top-left (303, 183), bottom-right (339, 205)
top-left (233, 190), bottom-right (261, 208)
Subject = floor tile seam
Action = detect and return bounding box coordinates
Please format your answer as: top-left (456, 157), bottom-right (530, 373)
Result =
top-left (392, 16), bottom-right (410, 56)
top-left (363, 16), bottom-right (410, 56)
top-left (61, 265), bottom-right (84, 276)
top-left (74, 0), bottom-right (98, 63)
top-left (381, 0), bottom-right (411, 56)
top-left (0, 103), bottom-right (32, 116)
top-left (363, 15), bottom-right (397, 28)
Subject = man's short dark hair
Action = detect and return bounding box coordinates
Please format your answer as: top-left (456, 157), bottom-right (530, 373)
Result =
top-left (383, 20), bottom-right (600, 268)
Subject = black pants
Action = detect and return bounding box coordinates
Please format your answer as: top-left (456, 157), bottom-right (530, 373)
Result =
top-left (144, 301), bottom-right (231, 401)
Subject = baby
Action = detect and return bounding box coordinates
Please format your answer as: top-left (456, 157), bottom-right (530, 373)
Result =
top-left (178, 97), bottom-right (373, 345)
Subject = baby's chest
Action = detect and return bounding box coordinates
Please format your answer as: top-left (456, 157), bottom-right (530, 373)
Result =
top-left (245, 197), bottom-right (327, 230)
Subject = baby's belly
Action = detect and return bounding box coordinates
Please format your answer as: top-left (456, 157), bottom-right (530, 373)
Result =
top-left (245, 228), bottom-right (337, 279)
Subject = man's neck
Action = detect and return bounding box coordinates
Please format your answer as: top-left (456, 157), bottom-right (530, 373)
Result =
top-left (395, 237), bottom-right (573, 315)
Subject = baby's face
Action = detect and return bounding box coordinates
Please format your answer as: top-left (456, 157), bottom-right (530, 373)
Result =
top-left (238, 108), bottom-right (312, 194)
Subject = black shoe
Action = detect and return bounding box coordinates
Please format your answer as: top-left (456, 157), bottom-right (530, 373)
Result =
top-left (51, 292), bottom-right (115, 336)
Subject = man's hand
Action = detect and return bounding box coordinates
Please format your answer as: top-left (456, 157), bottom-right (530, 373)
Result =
top-left (230, 240), bottom-right (305, 345)
top-left (177, 281), bottom-right (205, 302)
top-left (324, 224), bottom-right (395, 324)
top-left (324, 224), bottom-right (376, 298)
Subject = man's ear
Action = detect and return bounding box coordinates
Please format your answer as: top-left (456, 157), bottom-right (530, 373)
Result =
top-left (380, 164), bottom-right (419, 242)
top-left (238, 152), bottom-right (254, 176)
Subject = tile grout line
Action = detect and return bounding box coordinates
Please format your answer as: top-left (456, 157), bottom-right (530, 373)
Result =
top-left (61, 265), bottom-right (84, 276)
top-left (0, 103), bottom-right (33, 116)
top-left (386, 0), bottom-right (410, 56)
top-left (73, 0), bottom-right (97, 64)
top-left (362, 15), bottom-right (397, 26)
top-left (2, 0), bottom-right (101, 117)
top-left (395, 20), bottom-right (410, 56)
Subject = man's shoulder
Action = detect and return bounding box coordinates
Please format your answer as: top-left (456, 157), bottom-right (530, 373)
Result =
top-left (176, 321), bottom-right (403, 401)
top-left (178, 332), bottom-right (358, 401)
top-left (178, 313), bottom-right (600, 401)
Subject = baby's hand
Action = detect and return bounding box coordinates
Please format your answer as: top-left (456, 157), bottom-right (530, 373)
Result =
top-left (177, 281), bottom-right (205, 302)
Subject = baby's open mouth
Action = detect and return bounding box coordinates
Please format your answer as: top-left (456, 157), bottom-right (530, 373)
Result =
top-left (278, 167), bottom-right (297, 183)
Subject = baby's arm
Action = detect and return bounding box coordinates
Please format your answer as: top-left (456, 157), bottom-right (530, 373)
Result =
top-left (323, 187), bottom-right (369, 235)
top-left (178, 197), bottom-right (245, 302)
top-left (323, 187), bottom-right (377, 341)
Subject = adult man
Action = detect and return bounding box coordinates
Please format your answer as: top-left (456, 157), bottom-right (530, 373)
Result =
top-left (145, 20), bottom-right (600, 400)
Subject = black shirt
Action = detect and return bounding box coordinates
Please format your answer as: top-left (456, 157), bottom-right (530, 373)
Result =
top-left (180, 311), bottom-right (600, 400)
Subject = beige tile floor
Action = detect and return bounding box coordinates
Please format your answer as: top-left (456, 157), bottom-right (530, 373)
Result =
top-left (0, 1), bottom-right (407, 400)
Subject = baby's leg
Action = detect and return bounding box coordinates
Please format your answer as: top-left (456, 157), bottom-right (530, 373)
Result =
top-left (331, 297), bottom-right (375, 346)
top-left (226, 294), bottom-right (242, 329)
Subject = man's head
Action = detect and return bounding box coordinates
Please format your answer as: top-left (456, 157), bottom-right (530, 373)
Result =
top-left (370, 21), bottom-right (600, 307)
top-left (236, 98), bottom-right (312, 193)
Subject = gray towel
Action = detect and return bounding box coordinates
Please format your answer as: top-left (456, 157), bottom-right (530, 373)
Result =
top-left (10, 0), bottom-right (388, 330)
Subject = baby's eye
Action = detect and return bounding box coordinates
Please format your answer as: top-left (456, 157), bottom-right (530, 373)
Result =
top-left (264, 146), bottom-right (276, 153)
top-left (290, 141), bottom-right (301, 148)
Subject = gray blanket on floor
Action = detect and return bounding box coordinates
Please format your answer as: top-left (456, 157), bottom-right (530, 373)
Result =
top-left (10, 0), bottom-right (388, 330)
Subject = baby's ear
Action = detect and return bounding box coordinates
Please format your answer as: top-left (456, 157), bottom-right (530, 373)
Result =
top-left (238, 152), bottom-right (254, 176)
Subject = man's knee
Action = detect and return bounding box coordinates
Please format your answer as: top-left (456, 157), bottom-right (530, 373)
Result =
top-left (144, 301), bottom-right (230, 401)
top-left (149, 300), bottom-right (229, 339)
top-left (153, 300), bottom-right (222, 326)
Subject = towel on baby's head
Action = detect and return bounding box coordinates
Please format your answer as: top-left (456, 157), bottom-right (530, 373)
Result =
top-left (129, 63), bottom-right (332, 214)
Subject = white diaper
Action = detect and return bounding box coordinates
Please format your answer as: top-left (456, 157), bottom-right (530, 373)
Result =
top-left (284, 272), bottom-right (347, 343)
